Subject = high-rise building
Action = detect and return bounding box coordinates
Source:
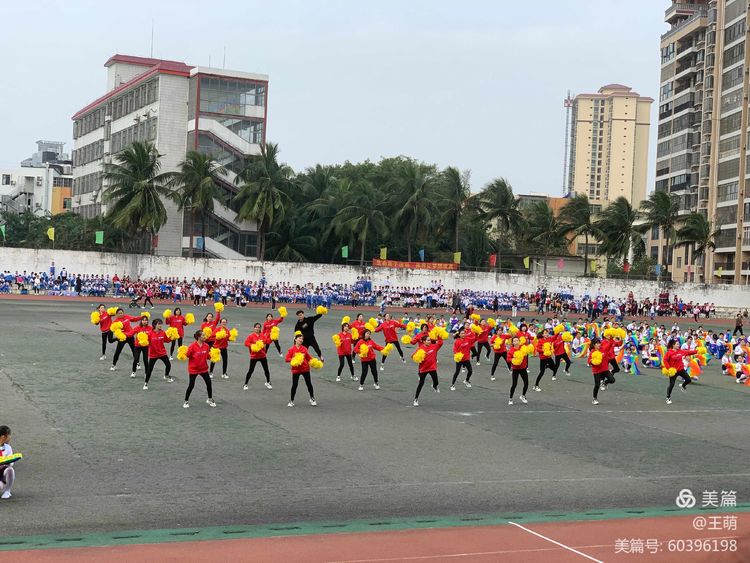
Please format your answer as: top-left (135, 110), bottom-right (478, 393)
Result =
top-left (656, 1), bottom-right (750, 284)
top-left (71, 54), bottom-right (267, 259)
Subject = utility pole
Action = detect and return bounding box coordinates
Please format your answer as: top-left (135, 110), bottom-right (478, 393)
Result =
top-left (562, 91), bottom-right (574, 196)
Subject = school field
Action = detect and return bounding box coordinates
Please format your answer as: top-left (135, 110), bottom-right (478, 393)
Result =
top-left (1, 297), bottom-right (748, 560)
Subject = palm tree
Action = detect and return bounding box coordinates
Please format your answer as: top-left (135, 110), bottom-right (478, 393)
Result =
top-left (558, 194), bottom-right (601, 276)
top-left (234, 143), bottom-right (294, 259)
top-left (390, 162), bottom-right (438, 261)
top-left (435, 167), bottom-right (471, 252)
top-left (265, 212), bottom-right (317, 262)
top-left (305, 178), bottom-right (353, 262)
top-left (595, 196), bottom-right (646, 263)
top-left (475, 178), bottom-right (524, 271)
top-left (102, 141), bottom-right (174, 253)
top-left (332, 183), bottom-right (389, 266)
top-left (639, 190), bottom-right (680, 275)
top-left (524, 201), bottom-right (564, 275)
top-left (170, 151), bottom-right (227, 257)
top-left (676, 213), bottom-right (719, 283)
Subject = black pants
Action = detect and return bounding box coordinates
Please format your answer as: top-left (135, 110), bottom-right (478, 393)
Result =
top-left (133, 347), bottom-right (148, 373)
top-left (415, 371), bottom-right (438, 398)
top-left (169, 337), bottom-right (183, 356)
top-left (101, 331), bottom-right (114, 356)
top-left (510, 369), bottom-right (529, 398)
top-left (472, 342), bottom-right (491, 360)
top-left (381, 340), bottom-right (404, 364)
top-left (265, 340), bottom-right (282, 355)
top-left (185, 372), bottom-right (212, 400)
top-left (491, 352), bottom-right (509, 375)
top-left (535, 358), bottom-right (556, 386)
top-left (734, 326), bottom-right (744, 336)
top-left (609, 358), bottom-right (620, 375)
top-left (451, 361), bottom-right (473, 384)
top-left (338, 354), bottom-right (354, 377)
top-left (554, 353), bottom-right (571, 374)
top-left (112, 336), bottom-right (135, 367)
top-left (146, 356), bottom-right (171, 383)
top-left (593, 371), bottom-right (616, 399)
top-left (245, 358), bottom-right (270, 384)
top-left (304, 337), bottom-right (322, 358)
top-left (291, 371), bottom-right (314, 401)
top-left (210, 348), bottom-right (229, 375)
top-left (667, 369), bottom-right (692, 398)
top-left (144, 296), bottom-right (154, 307)
top-left (360, 359), bottom-right (378, 384)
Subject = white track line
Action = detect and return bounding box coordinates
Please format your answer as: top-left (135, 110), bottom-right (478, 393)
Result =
top-left (438, 409), bottom-right (750, 415)
top-left (508, 521), bottom-right (603, 563)
top-left (327, 544), bottom-right (613, 562)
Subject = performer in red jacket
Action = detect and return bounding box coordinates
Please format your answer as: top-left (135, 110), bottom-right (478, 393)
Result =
top-left (262, 312), bottom-right (284, 357)
top-left (533, 329), bottom-right (557, 392)
top-left (110, 309), bottom-right (143, 372)
top-left (244, 323), bottom-right (273, 390)
top-left (183, 330), bottom-right (216, 408)
top-left (334, 323), bottom-right (355, 382)
top-left (490, 331), bottom-right (512, 381)
top-left (375, 313), bottom-right (406, 367)
top-left (664, 339), bottom-right (697, 404)
top-left (588, 339), bottom-right (616, 405)
top-left (167, 307), bottom-right (187, 359)
top-left (354, 330), bottom-right (385, 390)
top-left (209, 318), bottom-right (232, 379)
top-left (412, 335), bottom-right (443, 406)
top-left (94, 304), bottom-right (113, 360)
top-left (285, 333), bottom-right (317, 407)
top-left (451, 327), bottom-right (477, 390)
top-left (144, 319), bottom-right (173, 390)
top-left (507, 337), bottom-right (530, 405)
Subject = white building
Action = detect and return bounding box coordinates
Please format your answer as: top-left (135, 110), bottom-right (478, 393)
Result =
top-left (71, 54), bottom-right (267, 259)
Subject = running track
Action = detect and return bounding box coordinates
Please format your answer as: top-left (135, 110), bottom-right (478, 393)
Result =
top-left (4, 514), bottom-right (748, 562)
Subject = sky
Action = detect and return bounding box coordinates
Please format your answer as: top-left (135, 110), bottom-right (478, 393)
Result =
top-left (0, 0), bottom-right (666, 195)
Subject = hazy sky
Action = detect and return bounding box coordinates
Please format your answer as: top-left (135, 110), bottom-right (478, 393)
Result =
top-left (0, 0), bottom-right (666, 194)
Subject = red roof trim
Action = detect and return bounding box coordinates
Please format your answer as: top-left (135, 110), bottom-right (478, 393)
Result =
top-left (104, 53), bottom-right (187, 68)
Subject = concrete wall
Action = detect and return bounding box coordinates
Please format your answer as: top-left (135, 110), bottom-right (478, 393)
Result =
top-left (1, 247), bottom-right (749, 309)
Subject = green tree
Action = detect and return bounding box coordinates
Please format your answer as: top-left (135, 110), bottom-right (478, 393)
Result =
top-left (305, 178), bottom-right (353, 262)
top-left (475, 178), bottom-right (524, 271)
top-left (676, 213), bottom-right (719, 283)
top-left (333, 183), bottom-right (389, 266)
top-left (265, 212), bottom-right (317, 262)
top-left (558, 194), bottom-right (601, 276)
top-left (638, 190), bottom-right (680, 275)
top-left (234, 142), bottom-right (293, 259)
top-left (524, 201), bottom-right (565, 275)
top-left (435, 167), bottom-right (471, 252)
top-left (170, 151), bottom-right (227, 257)
top-left (102, 141), bottom-right (174, 253)
top-left (390, 162), bottom-right (438, 261)
top-left (595, 196), bottom-right (646, 263)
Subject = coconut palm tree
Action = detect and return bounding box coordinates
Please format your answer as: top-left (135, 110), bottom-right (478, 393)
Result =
top-left (390, 162), bottom-right (438, 261)
top-left (305, 178), bottom-right (353, 262)
top-left (558, 194), bottom-right (601, 276)
top-left (435, 166), bottom-right (472, 253)
top-left (332, 183), bottom-right (388, 267)
top-left (234, 143), bottom-right (293, 259)
top-left (594, 196), bottom-right (646, 263)
top-left (265, 211), bottom-right (317, 262)
top-left (475, 178), bottom-right (524, 271)
top-left (676, 213), bottom-right (719, 283)
top-left (169, 151), bottom-right (227, 257)
top-left (524, 201), bottom-right (565, 275)
top-left (102, 141), bottom-right (174, 253)
top-left (639, 190), bottom-right (680, 274)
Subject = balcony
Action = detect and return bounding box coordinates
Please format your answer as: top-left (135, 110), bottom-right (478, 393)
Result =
top-left (663, 8), bottom-right (708, 41)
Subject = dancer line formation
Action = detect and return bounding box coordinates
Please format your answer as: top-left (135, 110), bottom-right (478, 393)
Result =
top-left (90, 303), bottom-right (750, 408)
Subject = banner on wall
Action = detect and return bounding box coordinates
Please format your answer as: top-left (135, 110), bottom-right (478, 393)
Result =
top-left (372, 258), bottom-right (459, 271)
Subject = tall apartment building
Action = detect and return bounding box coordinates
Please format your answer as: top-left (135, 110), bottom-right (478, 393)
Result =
top-left (656, 1), bottom-right (749, 284)
top-left (71, 54), bottom-right (267, 259)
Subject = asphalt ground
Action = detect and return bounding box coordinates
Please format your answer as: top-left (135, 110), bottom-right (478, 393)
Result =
top-left (1, 298), bottom-right (748, 539)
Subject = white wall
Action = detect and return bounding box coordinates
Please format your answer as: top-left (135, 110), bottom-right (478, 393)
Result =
top-left (1, 247), bottom-right (749, 309)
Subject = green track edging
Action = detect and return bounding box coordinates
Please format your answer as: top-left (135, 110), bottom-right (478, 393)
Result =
top-left (1, 503), bottom-right (748, 552)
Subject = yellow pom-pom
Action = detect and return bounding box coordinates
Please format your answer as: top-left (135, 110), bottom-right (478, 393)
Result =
top-left (669, 367), bottom-right (677, 376)
top-left (165, 327), bottom-right (180, 341)
top-left (185, 313), bottom-right (195, 325)
top-left (316, 305), bottom-right (328, 315)
top-left (251, 340), bottom-right (265, 353)
top-left (487, 318), bottom-right (497, 328)
top-left (412, 349), bottom-right (426, 364)
top-left (310, 358), bottom-right (324, 370)
top-left (214, 302), bottom-right (224, 313)
top-left (110, 321), bottom-right (123, 331)
top-left (519, 337), bottom-right (526, 345)
top-left (509, 326), bottom-right (519, 336)
top-left (332, 334), bottom-right (342, 347)
top-left (137, 332), bottom-right (149, 347)
top-left (215, 329), bottom-right (228, 341)
top-left (114, 329), bottom-right (126, 342)
top-left (438, 328), bottom-right (449, 340)
top-left (351, 328), bottom-right (359, 340)
top-left (525, 344), bottom-right (535, 355)
top-left (270, 326), bottom-right (280, 341)
top-left (661, 367), bottom-right (669, 376)
top-left (368, 317), bottom-right (377, 326)
top-left (90, 311), bottom-right (101, 325)
top-left (511, 351), bottom-right (524, 366)
top-left (470, 324), bottom-right (482, 335)
top-left (163, 309), bottom-right (172, 319)
top-left (553, 324), bottom-right (564, 335)
top-left (358, 344), bottom-right (370, 358)
top-left (342, 316), bottom-right (351, 325)
top-left (202, 327), bottom-right (214, 339)
top-left (493, 339), bottom-right (503, 351)
top-left (229, 328), bottom-right (238, 342)
top-left (696, 346), bottom-right (707, 355)
top-left (364, 322), bottom-right (376, 332)
top-left (209, 347), bottom-right (221, 363)
top-left (562, 332), bottom-right (573, 342)
top-left (176, 345), bottom-right (189, 361)
top-left (406, 322), bottom-right (416, 333)
top-left (141, 311), bottom-right (150, 320)
top-left (290, 352), bottom-right (305, 367)
top-left (429, 328), bottom-right (439, 340)
top-left (382, 343), bottom-right (393, 357)
top-left (278, 306), bottom-right (287, 318)
top-left (454, 352), bottom-right (464, 362)
top-left (107, 307), bottom-right (118, 316)
top-left (470, 313), bottom-right (481, 322)
top-left (401, 334), bottom-right (412, 345)
top-left (543, 342), bottom-right (554, 357)
top-left (617, 328), bottom-right (627, 340)
top-left (591, 351), bottom-right (603, 366)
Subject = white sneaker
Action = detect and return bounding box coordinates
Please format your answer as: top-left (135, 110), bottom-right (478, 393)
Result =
top-left (136, 364), bottom-right (141, 370)
top-left (599, 384), bottom-right (606, 391)
top-left (402, 358), bottom-right (406, 363)
top-left (309, 398), bottom-right (317, 406)
top-left (164, 376), bottom-right (174, 383)
top-left (1, 491), bottom-right (11, 499)
top-left (99, 355), bottom-right (106, 361)
top-left (520, 395), bottom-right (528, 404)
top-left (565, 371), bottom-right (570, 376)
top-left (450, 385), bottom-right (456, 391)
top-left (433, 387), bottom-right (440, 393)
top-left (243, 385), bottom-right (249, 390)
top-left (350, 375), bottom-right (357, 380)
top-left (476, 361), bottom-right (481, 366)
top-left (533, 386), bottom-right (541, 392)
top-left (358, 385), bottom-right (364, 391)
top-left (374, 384), bottom-right (380, 390)
top-left (592, 399), bottom-right (599, 405)
top-left (265, 382), bottom-right (272, 389)
top-left (110, 366), bottom-right (116, 371)
top-left (183, 401), bottom-right (190, 408)
top-left (279, 353), bottom-right (283, 358)
top-left (666, 398), bottom-right (672, 405)
top-left (508, 399), bottom-right (513, 405)
top-left (287, 401), bottom-right (295, 407)
top-left (490, 375), bottom-right (496, 381)
top-left (380, 365), bottom-right (385, 371)
top-left (221, 374), bottom-right (229, 379)
top-left (680, 385), bottom-right (687, 393)
top-left (551, 376), bottom-right (557, 381)
top-left (336, 376), bottom-right (341, 382)
top-left (130, 372), bottom-right (136, 378)
top-left (206, 398), bottom-right (216, 407)
top-left (143, 383), bottom-right (148, 390)
top-left (209, 373), bottom-right (214, 379)
top-left (463, 381), bottom-right (472, 388)
top-left (413, 399), bottom-right (419, 406)
top-left (169, 356), bottom-right (173, 361)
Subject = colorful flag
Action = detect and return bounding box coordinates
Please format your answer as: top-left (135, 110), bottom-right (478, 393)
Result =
top-left (590, 259), bottom-right (598, 272)
top-left (717, 267), bottom-right (723, 277)
top-left (523, 256), bottom-right (530, 269)
top-left (453, 251), bottom-right (461, 264)
top-left (655, 264), bottom-right (662, 275)
top-left (46, 227), bottom-right (55, 241)
top-left (623, 261), bottom-right (630, 273)
top-left (380, 247), bottom-right (387, 260)
top-left (557, 258), bottom-right (564, 270)
top-left (418, 249), bottom-right (425, 262)
top-left (341, 245), bottom-right (348, 258)
top-left (489, 254), bottom-right (497, 267)
top-left (0, 225), bottom-right (5, 238)
top-left (95, 231), bottom-right (104, 245)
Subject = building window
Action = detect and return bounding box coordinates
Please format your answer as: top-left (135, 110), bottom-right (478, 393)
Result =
top-left (651, 225), bottom-right (660, 240)
top-left (199, 77), bottom-right (266, 116)
top-left (1, 174), bottom-right (10, 186)
top-left (63, 198), bottom-right (72, 210)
